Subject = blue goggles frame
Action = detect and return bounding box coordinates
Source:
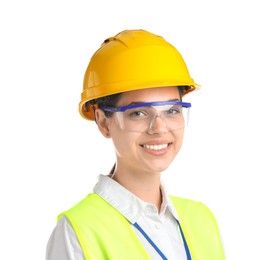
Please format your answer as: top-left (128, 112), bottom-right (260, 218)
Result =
top-left (100, 101), bottom-right (191, 113)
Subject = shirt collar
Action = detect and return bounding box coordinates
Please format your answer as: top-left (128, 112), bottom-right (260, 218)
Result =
top-left (93, 175), bottom-right (180, 223)
top-left (160, 181), bottom-right (181, 221)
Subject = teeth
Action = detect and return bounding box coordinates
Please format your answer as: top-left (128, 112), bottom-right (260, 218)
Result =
top-left (143, 144), bottom-right (168, 150)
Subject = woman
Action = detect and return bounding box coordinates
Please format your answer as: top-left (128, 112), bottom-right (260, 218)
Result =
top-left (46, 29), bottom-right (225, 260)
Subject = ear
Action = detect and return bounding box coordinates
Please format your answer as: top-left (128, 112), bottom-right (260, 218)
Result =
top-left (95, 108), bottom-right (111, 138)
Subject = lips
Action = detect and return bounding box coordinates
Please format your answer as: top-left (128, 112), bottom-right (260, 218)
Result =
top-left (140, 140), bottom-right (173, 153)
top-left (142, 144), bottom-right (169, 151)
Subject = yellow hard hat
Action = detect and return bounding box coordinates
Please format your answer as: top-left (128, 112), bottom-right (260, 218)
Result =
top-left (79, 29), bottom-right (199, 120)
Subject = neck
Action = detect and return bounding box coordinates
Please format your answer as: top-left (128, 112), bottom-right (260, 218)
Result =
top-left (111, 165), bottom-right (162, 212)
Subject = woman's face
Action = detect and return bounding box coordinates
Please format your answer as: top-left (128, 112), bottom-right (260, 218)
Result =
top-left (101, 86), bottom-right (185, 175)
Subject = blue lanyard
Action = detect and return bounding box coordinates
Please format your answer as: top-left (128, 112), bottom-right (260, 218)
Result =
top-left (133, 221), bottom-right (192, 260)
top-left (177, 220), bottom-right (192, 260)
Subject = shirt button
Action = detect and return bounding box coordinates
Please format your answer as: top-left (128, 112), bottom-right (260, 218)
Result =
top-left (155, 223), bottom-right (161, 229)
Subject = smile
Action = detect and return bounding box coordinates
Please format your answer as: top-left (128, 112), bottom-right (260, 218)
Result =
top-left (142, 144), bottom-right (169, 151)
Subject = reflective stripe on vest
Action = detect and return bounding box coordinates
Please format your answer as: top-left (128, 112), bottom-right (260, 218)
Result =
top-left (59, 194), bottom-right (225, 260)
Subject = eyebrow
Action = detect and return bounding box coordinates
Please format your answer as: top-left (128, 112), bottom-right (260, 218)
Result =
top-left (126, 99), bottom-right (180, 106)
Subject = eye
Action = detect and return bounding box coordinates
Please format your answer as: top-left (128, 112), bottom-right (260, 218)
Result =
top-left (126, 109), bottom-right (150, 120)
top-left (165, 106), bottom-right (182, 115)
top-left (129, 110), bottom-right (147, 117)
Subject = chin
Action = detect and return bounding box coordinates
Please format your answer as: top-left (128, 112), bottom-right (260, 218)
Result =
top-left (145, 161), bottom-right (172, 174)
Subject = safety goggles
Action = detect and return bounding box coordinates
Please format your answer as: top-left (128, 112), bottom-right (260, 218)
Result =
top-left (100, 101), bottom-right (191, 132)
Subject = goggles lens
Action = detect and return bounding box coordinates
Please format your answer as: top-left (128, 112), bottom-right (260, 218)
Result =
top-left (100, 101), bottom-right (191, 132)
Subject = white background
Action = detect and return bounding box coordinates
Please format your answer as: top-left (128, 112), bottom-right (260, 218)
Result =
top-left (0, 0), bottom-right (267, 259)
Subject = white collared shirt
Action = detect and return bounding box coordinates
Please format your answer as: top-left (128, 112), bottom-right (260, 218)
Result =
top-left (46, 175), bottom-right (187, 260)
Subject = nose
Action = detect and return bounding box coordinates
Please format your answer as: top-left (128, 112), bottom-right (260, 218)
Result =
top-left (147, 114), bottom-right (167, 134)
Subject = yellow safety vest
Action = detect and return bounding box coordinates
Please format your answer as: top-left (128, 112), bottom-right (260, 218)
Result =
top-left (59, 193), bottom-right (225, 260)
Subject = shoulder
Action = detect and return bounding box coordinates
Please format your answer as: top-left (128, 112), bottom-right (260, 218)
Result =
top-left (170, 195), bottom-right (213, 213)
top-left (169, 195), bottom-right (219, 225)
top-left (58, 193), bottom-right (126, 227)
top-left (58, 193), bottom-right (109, 221)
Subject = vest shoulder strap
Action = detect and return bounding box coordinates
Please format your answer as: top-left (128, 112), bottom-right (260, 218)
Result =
top-left (59, 193), bottom-right (150, 260)
top-left (170, 196), bottom-right (225, 260)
